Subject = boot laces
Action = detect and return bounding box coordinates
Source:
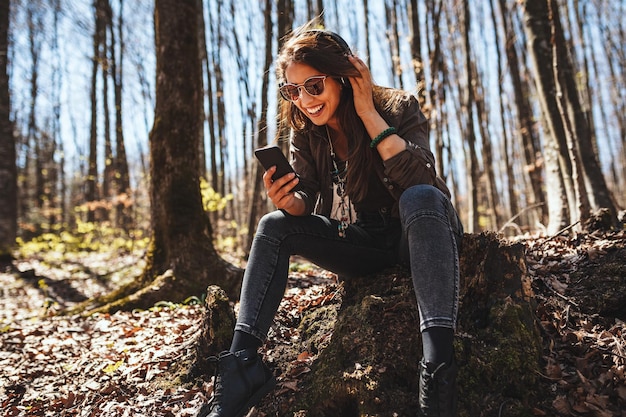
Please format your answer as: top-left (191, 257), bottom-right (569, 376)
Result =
top-left (419, 362), bottom-right (447, 415)
top-left (205, 355), bottom-right (220, 407)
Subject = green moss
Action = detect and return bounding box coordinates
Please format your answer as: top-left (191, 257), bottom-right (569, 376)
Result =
top-left (298, 304), bottom-right (338, 354)
top-left (458, 301), bottom-right (542, 416)
top-left (293, 270), bottom-right (422, 416)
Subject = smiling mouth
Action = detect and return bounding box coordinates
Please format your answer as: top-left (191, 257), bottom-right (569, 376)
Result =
top-left (306, 104), bottom-right (324, 115)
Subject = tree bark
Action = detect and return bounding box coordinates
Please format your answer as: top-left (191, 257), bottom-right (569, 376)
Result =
top-left (213, 1), bottom-right (226, 198)
top-left (490, 0), bottom-right (518, 227)
top-left (0, 0), bottom-right (17, 263)
top-left (408, 0), bottom-right (425, 109)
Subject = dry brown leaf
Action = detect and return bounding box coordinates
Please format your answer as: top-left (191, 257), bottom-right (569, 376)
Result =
top-left (552, 395), bottom-right (571, 415)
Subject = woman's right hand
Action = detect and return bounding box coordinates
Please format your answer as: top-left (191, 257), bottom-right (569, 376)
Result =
top-left (263, 167), bottom-right (305, 215)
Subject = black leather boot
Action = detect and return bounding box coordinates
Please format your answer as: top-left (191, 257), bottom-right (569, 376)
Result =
top-left (196, 348), bottom-right (276, 417)
top-left (418, 357), bottom-right (458, 417)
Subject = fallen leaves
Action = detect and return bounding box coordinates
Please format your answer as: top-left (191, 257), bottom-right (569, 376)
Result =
top-left (527, 230), bottom-right (626, 416)
top-left (1, 230), bottom-right (625, 416)
top-left (0, 282), bottom-right (207, 416)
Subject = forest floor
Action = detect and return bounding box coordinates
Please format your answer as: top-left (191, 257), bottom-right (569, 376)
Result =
top-left (0, 229), bottom-right (625, 416)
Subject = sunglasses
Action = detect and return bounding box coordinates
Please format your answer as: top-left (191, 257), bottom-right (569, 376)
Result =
top-left (279, 76), bottom-right (327, 102)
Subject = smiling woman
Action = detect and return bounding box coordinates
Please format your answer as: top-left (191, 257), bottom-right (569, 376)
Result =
top-left (195, 20), bottom-right (463, 417)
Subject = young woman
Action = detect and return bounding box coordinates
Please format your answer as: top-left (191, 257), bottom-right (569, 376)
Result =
top-left (198, 23), bottom-right (463, 417)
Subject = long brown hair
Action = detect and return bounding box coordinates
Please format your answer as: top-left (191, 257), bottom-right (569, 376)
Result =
top-left (276, 22), bottom-right (388, 202)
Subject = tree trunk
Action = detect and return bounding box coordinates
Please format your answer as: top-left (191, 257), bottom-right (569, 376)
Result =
top-left (426, 1), bottom-right (445, 180)
top-left (490, 0), bottom-right (518, 228)
top-left (498, 0), bottom-right (546, 228)
top-left (195, 0), bottom-right (207, 180)
top-left (461, 0), bottom-right (480, 233)
top-left (213, 0), bottom-right (226, 198)
top-left (408, 0), bottom-right (425, 109)
top-left (0, 0), bottom-right (17, 263)
top-left (205, 1), bottom-right (218, 193)
top-left (548, 0), bottom-right (619, 227)
top-left (245, 0), bottom-right (273, 253)
top-left (362, 0), bottom-right (371, 69)
top-left (522, 0), bottom-right (574, 234)
top-left (385, 0), bottom-right (403, 90)
top-left (110, 0), bottom-right (133, 230)
top-left (65, 0), bottom-right (242, 316)
top-left (102, 3), bottom-right (113, 222)
top-left (471, 60), bottom-right (499, 230)
top-left (86, 0), bottom-right (104, 223)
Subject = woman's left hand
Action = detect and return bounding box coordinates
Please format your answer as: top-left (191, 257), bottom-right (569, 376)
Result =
top-left (347, 54), bottom-right (406, 160)
top-left (347, 55), bottom-right (377, 120)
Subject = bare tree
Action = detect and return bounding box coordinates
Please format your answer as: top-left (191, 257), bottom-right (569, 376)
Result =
top-left (548, 0), bottom-right (618, 225)
top-left (109, 0), bottom-right (132, 229)
top-left (408, 0), bottom-right (425, 109)
top-left (26, 4), bottom-right (42, 214)
top-left (523, 0), bottom-right (618, 233)
top-left (52, 0), bottom-right (65, 226)
top-left (385, 0), bottom-right (403, 89)
top-left (6, 0), bottom-right (625, 247)
top-left (245, 0), bottom-right (274, 252)
top-left (195, 0), bottom-right (207, 180)
top-left (102, 0), bottom-right (113, 222)
top-left (214, 0), bottom-right (227, 197)
top-left (0, 0), bottom-right (17, 263)
top-left (489, 0), bottom-right (517, 226)
top-left (86, 0), bottom-right (106, 222)
top-left (498, 0), bottom-right (546, 229)
top-left (471, 59), bottom-right (499, 230)
top-left (68, 0), bottom-right (242, 314)
top-left (461, 0), bottom-right (480, 233)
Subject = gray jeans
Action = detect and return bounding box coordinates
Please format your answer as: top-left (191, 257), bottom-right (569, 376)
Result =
top-left (235, 184), bottom-right (463, 341)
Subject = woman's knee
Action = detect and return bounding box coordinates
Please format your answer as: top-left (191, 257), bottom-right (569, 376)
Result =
top-left (399, 185), bottom-right (463, 239)
top-left (256, 210), bottom-right (289, 236)
top-left (399, 184), bottom-right (447, 217)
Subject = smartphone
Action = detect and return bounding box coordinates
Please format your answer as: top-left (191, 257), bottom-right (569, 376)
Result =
top-left (254, 145), bottom-right (302, 192)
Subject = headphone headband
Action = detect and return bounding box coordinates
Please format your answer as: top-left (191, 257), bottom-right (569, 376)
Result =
top-left (305, 29), bottom-right (352, 55)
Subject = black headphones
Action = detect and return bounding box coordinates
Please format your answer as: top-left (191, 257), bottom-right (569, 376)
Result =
top-left (304, 29), bottom-right (352, 86)
top-left (305, 29), bottom-right (352, 56)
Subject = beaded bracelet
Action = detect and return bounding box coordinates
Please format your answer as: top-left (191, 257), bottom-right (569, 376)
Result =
top-left (370, 126), bottom-right (397, 148)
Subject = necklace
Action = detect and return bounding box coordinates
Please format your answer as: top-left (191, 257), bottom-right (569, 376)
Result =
top-left (326, 126), bottom-right (352, 238)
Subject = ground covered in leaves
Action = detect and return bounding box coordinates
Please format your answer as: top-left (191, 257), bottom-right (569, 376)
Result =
top-left (1, 230), bottom-right (625, 416)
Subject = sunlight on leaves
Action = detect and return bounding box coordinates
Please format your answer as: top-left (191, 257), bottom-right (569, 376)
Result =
top-left (102, 359), bottom-right (125, 374)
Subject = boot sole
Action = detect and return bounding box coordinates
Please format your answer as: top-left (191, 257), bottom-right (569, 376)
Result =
top-left (233, 376), bottom-right (277, 417)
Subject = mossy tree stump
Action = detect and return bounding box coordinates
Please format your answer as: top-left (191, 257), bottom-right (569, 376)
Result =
top-left (289, 232), bottom-right (542, 416)
top-left (193, 232), bottom-right (542, 416)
